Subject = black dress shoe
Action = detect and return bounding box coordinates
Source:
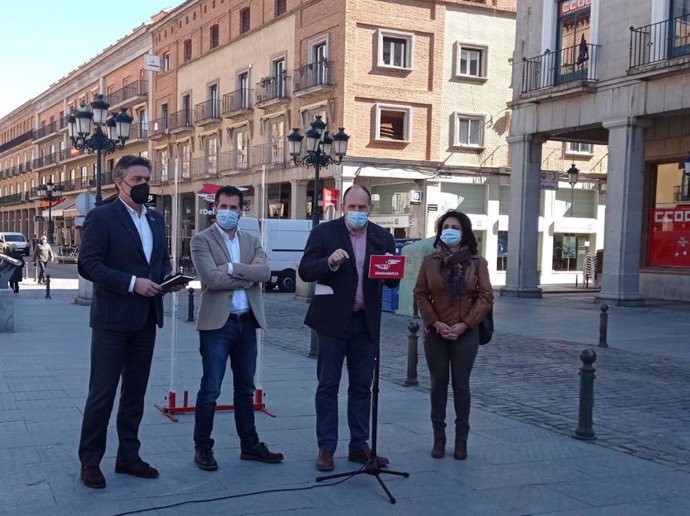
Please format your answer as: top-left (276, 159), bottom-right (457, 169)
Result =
top-left (240, 442), bottom-right (284, 464)
top-left (81, 465), bottom-right (106, 489)
top-left (195, 448), bottom-right (218, 471)
top-left (114, 459), bottom-right (159, 478)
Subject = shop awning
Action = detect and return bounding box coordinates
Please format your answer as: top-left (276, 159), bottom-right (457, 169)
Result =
top-left (42, 198), bottom-right (76, 218)
top-left (38, 198), bottom-right (63, 208)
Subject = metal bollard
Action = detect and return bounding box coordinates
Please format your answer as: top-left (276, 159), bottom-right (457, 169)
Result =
top-left (573, 348), bottom-right (597, 440)
top-left (598, 304), bottom-right (609, 348)
top-left (405, 321), bottom-right (420, 386)
top-left (186, 287), bottom-right (195, 322)
top-left (575, 275), bottom-right (579, 288)
top-left (45, 274), bottom-right (51, 300)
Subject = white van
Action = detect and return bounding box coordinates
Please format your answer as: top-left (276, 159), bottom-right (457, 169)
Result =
top-left (237, 217), bottom-right (311, 292)
top-left (0, 232), bottom-right (30, 256)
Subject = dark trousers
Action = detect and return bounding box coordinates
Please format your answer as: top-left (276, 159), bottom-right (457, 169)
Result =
top-left (194, 315), bottom-right (259, 451)
top-left (424, 327), bottom-right (479, 441)
top-left (36, 260), bottom-right (47, 283)
top-left (9, 280), bottom-right (19, 293)
top-left (78, 318), bottom-right (157, 466)
top-left (315, 312), bottom-right (375, 452)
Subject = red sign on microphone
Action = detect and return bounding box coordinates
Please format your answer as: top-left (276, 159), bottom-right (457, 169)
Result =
top-left (368, 255), bottom-right (406, 280)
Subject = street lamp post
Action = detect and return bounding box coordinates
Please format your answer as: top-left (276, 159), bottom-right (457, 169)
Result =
top-left (67, 94), bottom-right (133, 206)
top-left (36, 181), bottom-right (64, 244)
top-left (287, 115), bottom-right (349, 228)
top-left (567, 162), bottom-right (579, 217)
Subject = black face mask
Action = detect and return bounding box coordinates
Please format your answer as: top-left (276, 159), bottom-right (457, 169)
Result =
top-left (122, 180), bottom-right (150, 205)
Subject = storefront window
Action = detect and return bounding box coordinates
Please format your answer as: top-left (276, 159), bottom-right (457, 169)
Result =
top-left (439, 183), bottom-right (487, 214)
top-left (552, 233), bottom-right (591, 271)
top-left (648, 162), bottom-right (690, 267)
top-left (497, 231), bottom-right (508, 271)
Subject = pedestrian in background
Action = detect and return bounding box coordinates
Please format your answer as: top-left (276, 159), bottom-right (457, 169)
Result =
top-left (33, 235), bottom-right (53, 284)
top-left (190, 185), bottom-right (283, 471)
top-left (77, 155), bottom-right (185, 489)
top-left (298, 185), bottom-right (398, 472)
top-left (414, 210), bottom-right (493, 460)
top-left (8, 245), bottom-right (24, 294)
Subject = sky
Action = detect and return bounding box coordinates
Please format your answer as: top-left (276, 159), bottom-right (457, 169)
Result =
top-left (0, 0), bottom-right (182, 119)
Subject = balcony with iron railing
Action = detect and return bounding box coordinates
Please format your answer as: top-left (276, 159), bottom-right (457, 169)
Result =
top-left (149, 117), bottom-right (169, 139)
top-left (151, 160), bottom-right (171, 184)
top-left (191, 155), bottom-right (219, 179)
top-left (674, 184), bottom-right (690, 203)
top-left (251, 140), bottom-right (285, 167)
top-left (34, 119), bottom-right (66, 142)
top-left (522, 42), bottom-right (600, 95)
top-left (0, 193), bottom-right (23, 206)
top-left (0, 130), bottom-right (34, 154)
top-left (169, 110), bottom-right (193, 134)
top-left (218, 150), bottom-right (249, 174)
top-left (194, 100), bottom-right (222, 126)
top-left (106, 80), bottom-right (148, 109)
top-left (129, 122), bottom-right (149, 141)
top-left (32, 153), bottom-right (59, 170)
top-left (630, 14), bottom-right (690, 71)
top-left (222, 89), bottom-right (253, 117)
top-left (255, 72), bottom-right (289, 107)
top-left (294, 59), bottom-right (333, 95)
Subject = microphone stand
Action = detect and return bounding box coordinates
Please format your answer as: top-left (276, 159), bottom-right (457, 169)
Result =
top-left (316, 280), bottom-right (409, 503)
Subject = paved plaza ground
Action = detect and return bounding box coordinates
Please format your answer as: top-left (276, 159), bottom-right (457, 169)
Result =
top-left (1, 265), bottom-right (690, 515)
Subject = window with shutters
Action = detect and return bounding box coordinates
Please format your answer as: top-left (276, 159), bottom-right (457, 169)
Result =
top-left (375, 104), bottom-right (411, 142)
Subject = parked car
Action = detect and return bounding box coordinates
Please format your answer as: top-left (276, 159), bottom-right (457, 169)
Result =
top-left (0, 232), bottom-right (30, 256)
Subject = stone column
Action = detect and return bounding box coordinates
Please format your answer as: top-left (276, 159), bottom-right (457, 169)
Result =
top-left (290, 180), bottom-right (308, 219)
top-left (501, 134), bottom-right (544, 298)
top-left (596, 118), bottom-right (648, 306)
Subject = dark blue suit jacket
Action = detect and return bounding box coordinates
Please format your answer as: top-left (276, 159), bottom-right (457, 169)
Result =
top-left (298, 218), bottom-right (398, 339)
top-left (78, 199), bottom-right (172, 331)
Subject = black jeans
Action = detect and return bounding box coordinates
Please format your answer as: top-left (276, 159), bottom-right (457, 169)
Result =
top-left (424, 327), bottom-right (479, 440)
top-left (78, 320), bottom-right (157, 466)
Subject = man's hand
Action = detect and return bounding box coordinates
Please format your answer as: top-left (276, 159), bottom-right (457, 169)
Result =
top-left (217, 264), bottom-right (229, 273)
top-left (134, 278), bottom-right (162, 297)
top-left (328, 248), bottom-right (350, 268)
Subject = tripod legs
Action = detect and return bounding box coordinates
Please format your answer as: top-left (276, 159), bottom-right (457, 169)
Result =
top-left (316, 458), bottom-right (410, 504)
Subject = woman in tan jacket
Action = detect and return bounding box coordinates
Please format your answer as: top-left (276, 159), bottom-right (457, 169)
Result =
top-left (414, 210), bottom-right (493, 460)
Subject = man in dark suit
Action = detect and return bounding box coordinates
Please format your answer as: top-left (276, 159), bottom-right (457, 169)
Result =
top-left (77, 155), bottom-right (184, 489)
top-left (298, 185), bottom-right (399, 472)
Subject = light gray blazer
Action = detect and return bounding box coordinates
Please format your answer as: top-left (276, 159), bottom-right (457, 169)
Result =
top-left (190, 225), bottom-right (270, 331)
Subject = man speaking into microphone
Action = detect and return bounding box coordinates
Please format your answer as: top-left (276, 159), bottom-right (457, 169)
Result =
top-left (298, 185), bottom-right (398, 472)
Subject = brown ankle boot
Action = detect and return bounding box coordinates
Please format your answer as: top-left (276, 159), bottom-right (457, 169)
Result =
top-left (431, 431), bottom-right (446, 458)
top-left (454, 439), bottom-right (467, 460)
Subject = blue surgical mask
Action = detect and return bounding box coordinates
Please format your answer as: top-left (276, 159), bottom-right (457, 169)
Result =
top-left (440, 228), bottom-right (462, 246)
top-left (216, 209), bottom-right (239, 230)
top-left (345, 211), bottom-right (369, 230)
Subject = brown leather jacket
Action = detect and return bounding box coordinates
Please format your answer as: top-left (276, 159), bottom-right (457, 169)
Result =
top-left (414, 252), bottom-right (493, 331)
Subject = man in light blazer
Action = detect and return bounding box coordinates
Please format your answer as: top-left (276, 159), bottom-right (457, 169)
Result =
top-left (190, 185), bottom-right (283, 471)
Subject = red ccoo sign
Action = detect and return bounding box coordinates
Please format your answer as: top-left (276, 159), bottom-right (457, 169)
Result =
top-left (368, 255), bottom-right (406, 280)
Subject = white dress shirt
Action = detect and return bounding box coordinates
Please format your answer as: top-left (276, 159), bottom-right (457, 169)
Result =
top-left (120, 199), bottom-right (153, 293)
top-left (215, 223), bottom-right (250, 314)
